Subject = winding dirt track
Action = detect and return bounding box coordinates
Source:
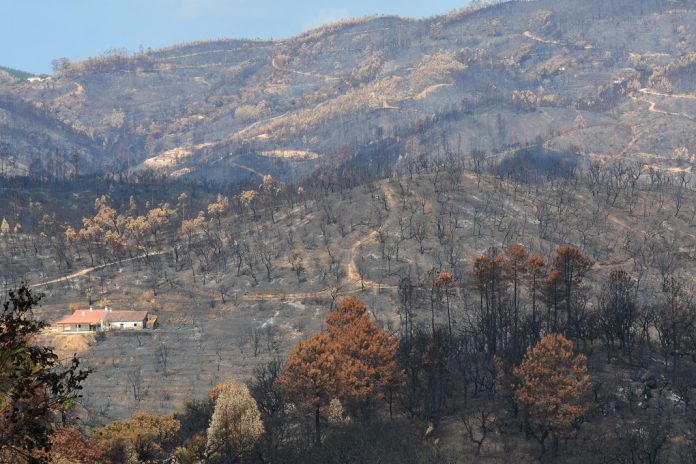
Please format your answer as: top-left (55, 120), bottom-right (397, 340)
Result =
top-left (622, 87), bottom-right (696, 157)
top-left (226, 161), bottom-right (265, 178)
top-left (238, 288), bottom-right (334, 301)
top-left (347, 230), bottom-right (380, 288)
top-left (638, 88), bottom-right (696, 100)
top-left (346, 184), bottom-right (399, 291)
top-left (631, 95), bottom-right (691, 119)
top-left (11, 250), bottom-right (171, 291)
top-left (22, 185), bottom-right (403, 300)
top-left (270, 56), bottom-right (341, 82)
top-left (523, 31), bottom-right (561, 46)
top-left (629, 88), bottom-right (696, 123)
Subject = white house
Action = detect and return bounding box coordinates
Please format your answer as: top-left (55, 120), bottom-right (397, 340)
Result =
top-left (26, 75), bottom-right (51, 83)
top-left (103, 310), bottom-right (150, 330)
top-left (54, 307), bottom-right (151, 333)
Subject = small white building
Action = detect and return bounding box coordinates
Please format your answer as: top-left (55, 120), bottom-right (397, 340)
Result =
top-left (26, 76), bottom-right (50, 83)
top-left (104, 310), bottom-right (150, 330)
top-left (54, 307), bottom-right (151, 333)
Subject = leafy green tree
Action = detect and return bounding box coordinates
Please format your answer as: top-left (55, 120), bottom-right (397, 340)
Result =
top-left (0, 286), bottom-right (91, 464)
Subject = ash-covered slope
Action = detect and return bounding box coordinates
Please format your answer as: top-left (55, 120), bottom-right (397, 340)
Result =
top-left (1, 0), bottom-right (695, 182)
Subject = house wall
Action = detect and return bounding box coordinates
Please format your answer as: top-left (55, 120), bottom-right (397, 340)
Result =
top-left (108, 320), bottom-right (146, 330)
top-left (57, 317), bottom-right (149, 333)
top-left (59, 323), bottom-right (96, 333)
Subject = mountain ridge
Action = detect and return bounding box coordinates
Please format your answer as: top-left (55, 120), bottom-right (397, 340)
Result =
top-left (1, 0), bottom-right (695, 183)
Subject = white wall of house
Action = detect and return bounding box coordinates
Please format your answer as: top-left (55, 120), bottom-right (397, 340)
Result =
top-left (59, 323), bottom-right (96, 332)
top-left (108, 320), bottom-right (145, 330)
top-left (55, 315), bottom-right (149, 333)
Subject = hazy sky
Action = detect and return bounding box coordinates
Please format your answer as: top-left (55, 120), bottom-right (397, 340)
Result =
top-left (2, 0), bottom-right (470, 74)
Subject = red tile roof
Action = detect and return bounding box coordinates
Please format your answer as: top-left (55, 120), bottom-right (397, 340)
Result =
top-left (54, 309), bottom-right (107, 325)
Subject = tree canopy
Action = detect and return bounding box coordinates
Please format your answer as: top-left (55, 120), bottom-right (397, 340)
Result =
top-left (0, 286), bottom-right (90, 464)
top-left (206, 379), bottom-right (264, 463)
top-left (514, 333), bottom-right (592, 456)
top-left (277, 297), bottom-right (403, 444)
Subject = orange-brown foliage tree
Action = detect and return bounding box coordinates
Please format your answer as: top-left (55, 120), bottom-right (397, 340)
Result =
top-left (48, 427), bottom-right (108, 464)
top-left (275, 332), bottom-right (338, 446)
top-left (277, 297), bottom-right (403, 445)
top-left (514, 333), bottom-right (592, 456)
top-left (325, 297), bottom-right (404, 420)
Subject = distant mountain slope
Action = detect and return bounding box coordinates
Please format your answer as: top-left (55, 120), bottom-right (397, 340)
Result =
top-left (1, 0), bottom-right (695, 182)
top-left (0, 65), bottom-right (34, 83)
